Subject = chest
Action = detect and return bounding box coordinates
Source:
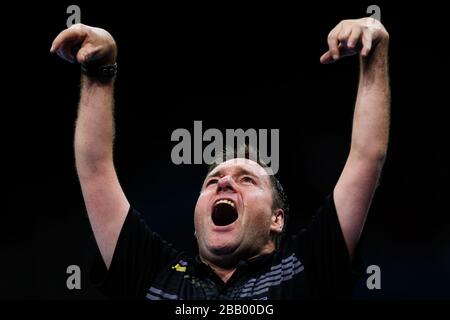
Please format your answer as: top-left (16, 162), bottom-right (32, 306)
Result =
top-left (145, 254), bottom-right (305, 300)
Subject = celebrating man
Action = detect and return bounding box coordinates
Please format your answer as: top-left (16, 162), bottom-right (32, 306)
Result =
top-left (50, 17), bottom-right (390, 299)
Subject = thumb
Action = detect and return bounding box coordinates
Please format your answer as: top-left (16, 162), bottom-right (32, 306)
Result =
top-left (76, 43), bottom-right (97, 64)
top-left (320, 50), bottom-right (335, 64)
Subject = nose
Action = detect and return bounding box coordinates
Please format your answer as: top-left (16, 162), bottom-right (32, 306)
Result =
top-left (217, 176), bottom-right (235, 193)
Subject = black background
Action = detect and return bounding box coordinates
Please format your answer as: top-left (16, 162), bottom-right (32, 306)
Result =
top-left (2, 1), bottom-right (449, 299)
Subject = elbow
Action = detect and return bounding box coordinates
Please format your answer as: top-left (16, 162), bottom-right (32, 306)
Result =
top-left (350, 144), bottom-right (388, 165)
top-left (75, 152), bottom-right (114, 179)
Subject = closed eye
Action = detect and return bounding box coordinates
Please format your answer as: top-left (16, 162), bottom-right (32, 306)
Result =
top-left (206, 178), bottom-right (218, 186)
top-left (241, 176), bottom-right (256, 184)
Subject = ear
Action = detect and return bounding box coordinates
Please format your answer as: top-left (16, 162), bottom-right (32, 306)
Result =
top-left (270, 208), bottom-right (285, 234)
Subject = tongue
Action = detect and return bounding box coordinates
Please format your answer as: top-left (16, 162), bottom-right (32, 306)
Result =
top-left (212, 203), bottom-right (238, 226)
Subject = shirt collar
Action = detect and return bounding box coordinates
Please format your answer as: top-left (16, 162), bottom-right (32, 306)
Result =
top-left (189, 251), bottom-right (276, 277)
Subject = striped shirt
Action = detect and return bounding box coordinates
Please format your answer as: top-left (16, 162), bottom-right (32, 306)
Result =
top-left (91, 194), bottom-right (361, 299)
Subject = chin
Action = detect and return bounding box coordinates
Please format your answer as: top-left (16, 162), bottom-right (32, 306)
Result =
top-left (203, 248), bottom-right (241, 269)
top-left (209, 244), bottom-right (236, 256)
top-left (206, 240), bottom-right (240, 257)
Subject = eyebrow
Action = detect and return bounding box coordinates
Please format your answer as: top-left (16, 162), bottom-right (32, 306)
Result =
top-left (206, 167), bottom-right (261, 180)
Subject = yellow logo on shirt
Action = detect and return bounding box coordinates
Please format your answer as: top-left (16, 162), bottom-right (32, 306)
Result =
top-left (172, 263), bottom-right (187, 272)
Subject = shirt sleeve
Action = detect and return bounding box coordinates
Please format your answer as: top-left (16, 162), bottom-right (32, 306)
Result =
top-left (90, 207), bottom-right (181, 299)
top-left (287, 193), bottom-right (364, 298)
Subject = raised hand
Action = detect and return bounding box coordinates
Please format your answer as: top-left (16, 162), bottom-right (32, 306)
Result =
top-left (320, 17), bottom-right (389, 64)
top-left (50, 23), bottom-right (117, 65)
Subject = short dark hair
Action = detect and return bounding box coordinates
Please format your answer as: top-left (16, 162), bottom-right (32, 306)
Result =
top-left (205, 144), bottom-right (289, 241)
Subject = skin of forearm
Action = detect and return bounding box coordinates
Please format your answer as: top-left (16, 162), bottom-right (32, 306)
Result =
top-left (350, 40), bottom-right (390, 162)
top-left (74, 76), bottom-right (115, 178)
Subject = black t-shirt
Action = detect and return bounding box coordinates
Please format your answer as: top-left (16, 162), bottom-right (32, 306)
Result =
top-left (91, 194), bottom-right (363, 299)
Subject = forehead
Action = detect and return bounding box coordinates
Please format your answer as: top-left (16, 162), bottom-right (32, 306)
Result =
top-left (207, 158), bottom-right (271, 184)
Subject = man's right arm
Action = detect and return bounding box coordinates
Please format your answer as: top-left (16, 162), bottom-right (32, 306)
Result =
top-left (51, 24), bottom-right (129, 268)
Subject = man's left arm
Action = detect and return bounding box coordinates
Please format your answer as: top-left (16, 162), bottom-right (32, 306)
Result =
top-left (320, 18), bottom-right (390, 258)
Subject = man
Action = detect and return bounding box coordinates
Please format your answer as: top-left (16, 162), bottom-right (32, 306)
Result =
top-left (50, 17), bottom-right (390, 299)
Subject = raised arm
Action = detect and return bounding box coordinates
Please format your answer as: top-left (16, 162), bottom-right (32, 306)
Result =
top-left (51, 24), bottom-right (129, 268)
top-left (320, 18), bottom-right (390, 258)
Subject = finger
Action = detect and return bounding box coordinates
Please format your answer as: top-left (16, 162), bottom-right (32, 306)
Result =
top-left (56, 43), bottom-right (77, 63)
top-left (327, 24), bottom-right (342, 61)
top-left (337, 26), bottom-right (352, 45)
top-left (322, 41), bottom-right (360, 64)
top-left (50, 24), bottom-right (87, 53)
top-left (361, 30), bottom-right (372, 57)
top-left (76, 43), bottom-right (98, 63)
top-left (51, 28), bottom-right (77, 53)
top-left (347, 27), bottom-right (362, 49)
top-left (320, 50), bottom-right (335, 64)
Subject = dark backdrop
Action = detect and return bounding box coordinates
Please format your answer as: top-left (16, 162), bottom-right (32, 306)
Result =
top-left (2, 1), bottom-right (449, 299)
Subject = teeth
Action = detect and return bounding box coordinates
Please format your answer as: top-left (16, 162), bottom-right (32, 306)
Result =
top-left (215, 199), bottom-right (235, 208)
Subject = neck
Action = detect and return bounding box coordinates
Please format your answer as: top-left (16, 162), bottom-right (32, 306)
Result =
top-left (201, 243), bottom-right (276, 283)
top-left (209, 264), bottom-right (236, 283)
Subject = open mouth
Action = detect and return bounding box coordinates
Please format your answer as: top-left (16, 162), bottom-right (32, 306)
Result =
top-left (212, 199), bottom-right (238, 226)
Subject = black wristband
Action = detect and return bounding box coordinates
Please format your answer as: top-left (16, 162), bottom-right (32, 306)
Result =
top-left (81, 62), bottom-right (117, 81)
